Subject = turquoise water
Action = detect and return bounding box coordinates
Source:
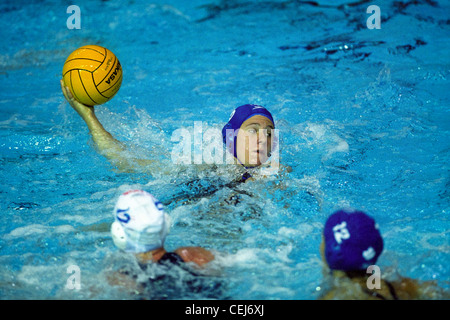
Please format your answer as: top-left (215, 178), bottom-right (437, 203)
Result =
top-left (0, 0), bottom-right (449, 299)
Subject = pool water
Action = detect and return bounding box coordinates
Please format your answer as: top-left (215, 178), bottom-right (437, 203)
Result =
top-left (0, 0), bottom-right (449, 299)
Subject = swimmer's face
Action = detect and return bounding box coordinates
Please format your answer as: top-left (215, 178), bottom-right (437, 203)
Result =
top-left (236, 115), bottom-right (274, 167)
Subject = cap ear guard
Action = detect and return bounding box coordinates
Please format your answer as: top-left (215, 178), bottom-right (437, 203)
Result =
top-left (222, 122), bottom-right (234, 144)
top-left (111, 221), bottom-right (127, 250)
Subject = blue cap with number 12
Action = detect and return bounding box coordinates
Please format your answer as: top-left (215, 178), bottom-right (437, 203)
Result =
top-left (324, 209), bottom-right (384, 271)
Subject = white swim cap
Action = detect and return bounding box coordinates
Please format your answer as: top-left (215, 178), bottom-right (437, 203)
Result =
top-left (111, 190), bottom-right (171, 253)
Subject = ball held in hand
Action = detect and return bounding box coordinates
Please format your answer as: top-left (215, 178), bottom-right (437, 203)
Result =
top-left (62, 45), bottom-right (123, 106)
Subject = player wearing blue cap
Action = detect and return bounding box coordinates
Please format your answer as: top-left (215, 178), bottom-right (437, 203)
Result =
top-left (221, 104), bottom-right (283, 183)
top-left (61, 81), bottom-right (280, 179)
top-left (222, 104), bottom-right (275, 168)
top-left (318, 209), bottom-right (448, 300)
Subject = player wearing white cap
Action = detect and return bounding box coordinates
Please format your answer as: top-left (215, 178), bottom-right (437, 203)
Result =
top-left (111, 189), bottom-right (214, 266)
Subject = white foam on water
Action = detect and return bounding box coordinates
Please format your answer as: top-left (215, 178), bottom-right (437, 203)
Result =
top-left (4, 224), bottom-right (76, 240)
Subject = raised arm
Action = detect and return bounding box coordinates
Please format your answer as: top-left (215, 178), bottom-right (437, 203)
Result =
top-left (60, 80), bottom-right (155, 172)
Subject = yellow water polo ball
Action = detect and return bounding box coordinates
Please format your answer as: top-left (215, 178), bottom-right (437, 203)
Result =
top-left (62, 45), bottom-right (123, 106)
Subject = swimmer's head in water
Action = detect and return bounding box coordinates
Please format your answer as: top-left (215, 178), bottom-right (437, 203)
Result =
top-left (323, 209), bottom-right (383, 271)
top-left (111, 190), bottom-right (171, 253)
top-left (222, 104), bottom-right (275, 167)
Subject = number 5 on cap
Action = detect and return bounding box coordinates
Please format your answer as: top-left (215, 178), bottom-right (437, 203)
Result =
top-left (116, 208), bottom-right (131, 223)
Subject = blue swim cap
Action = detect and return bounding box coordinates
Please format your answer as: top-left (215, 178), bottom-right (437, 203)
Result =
top-left (222, 104), bottom-right (275, 159)
top-left (324, 209), bottom-right (383, 271)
